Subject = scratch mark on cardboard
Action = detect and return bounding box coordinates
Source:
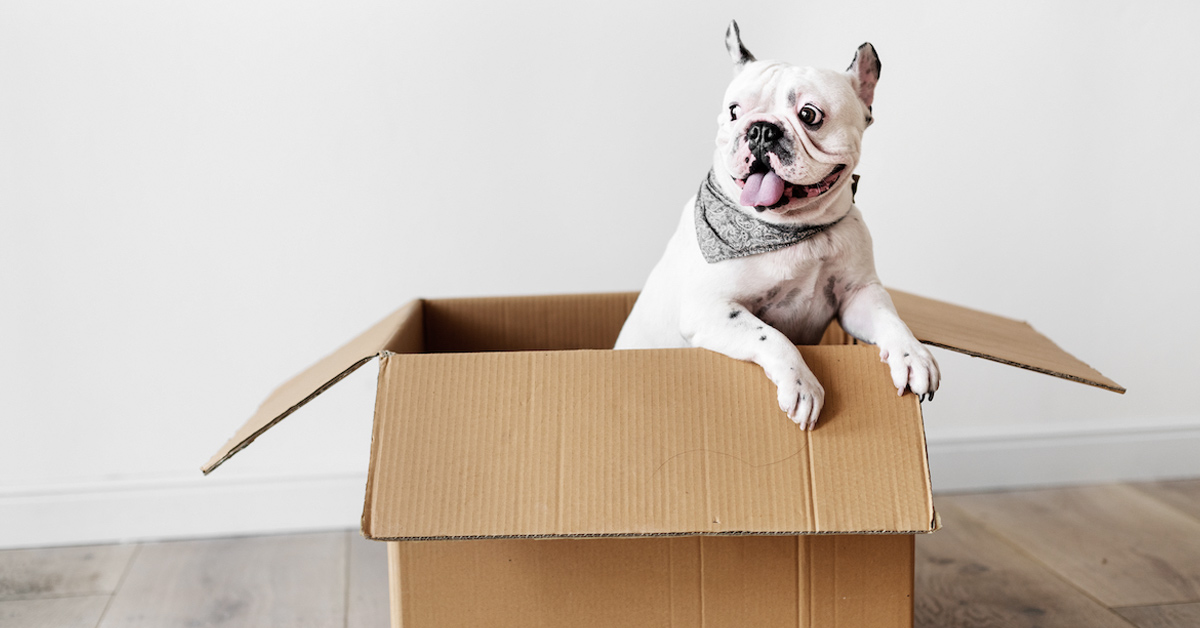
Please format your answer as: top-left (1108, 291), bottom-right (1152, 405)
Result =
top-left (647, 445), bottom-right (808, 483)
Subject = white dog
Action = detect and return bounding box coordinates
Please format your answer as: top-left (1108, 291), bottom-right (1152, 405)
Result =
top-left (615, 21), bottom-right (939, 429)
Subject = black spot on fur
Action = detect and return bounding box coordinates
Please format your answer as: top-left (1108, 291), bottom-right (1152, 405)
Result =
top-left (737, 43), bottom-right (754, 63)
top-left (773, 144), bottom-right (795, 167)
top-left (759, 335), bottom-right (767, 341)
top-left (729, 310), bottom-right (741, 319)
top-left (726, 21), bottom-right (756, 66)
top-left (766, 286), bottom-right (781, 300)
top-left (823, 276), bottom-right (838, 310)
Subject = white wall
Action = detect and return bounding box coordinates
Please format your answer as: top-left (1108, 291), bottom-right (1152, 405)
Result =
top-left (3, 1), bottom-right (1198, 547)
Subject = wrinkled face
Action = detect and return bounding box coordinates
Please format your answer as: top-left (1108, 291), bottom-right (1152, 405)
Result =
top-left (716, 62), bottom-right (871, 216)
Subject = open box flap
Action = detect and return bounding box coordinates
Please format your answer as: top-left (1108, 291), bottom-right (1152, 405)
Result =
top-left (888, 289), bottom-right (1124, 393)
top-left (200, 293), bottom-right (640, 476)
top-left (203, 289), bottom-right (1121, 478)
top-left (362, 344), bottom-right (937, 540)
top-left (201, 300), bottom-right (424, 474)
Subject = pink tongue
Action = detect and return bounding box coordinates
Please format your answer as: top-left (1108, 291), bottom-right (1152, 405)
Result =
top-left (739, 171), bottom-right (786, 208)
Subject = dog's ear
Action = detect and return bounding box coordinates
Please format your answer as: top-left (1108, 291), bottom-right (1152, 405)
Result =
top-left (725, 20), bottom-right (756, 73)
top-left (846, 43), bottom-right (881, 121)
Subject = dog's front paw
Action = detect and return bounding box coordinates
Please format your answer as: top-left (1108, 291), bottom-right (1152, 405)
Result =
top-left (774, 369), bottom-right (825, 430)
top-left (879, 341), bottom-right (940, 401)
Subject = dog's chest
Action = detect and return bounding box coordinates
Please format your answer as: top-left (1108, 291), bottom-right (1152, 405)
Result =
top-left (733, 232), bottom-right (845, 343)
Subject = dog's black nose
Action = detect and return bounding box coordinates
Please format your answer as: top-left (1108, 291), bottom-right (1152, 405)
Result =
top-left (747, 121), bottom-right (782, 148)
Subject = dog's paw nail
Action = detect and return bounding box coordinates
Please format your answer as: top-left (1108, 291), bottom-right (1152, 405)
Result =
top-left (928, 390), bottom-right (935, 401)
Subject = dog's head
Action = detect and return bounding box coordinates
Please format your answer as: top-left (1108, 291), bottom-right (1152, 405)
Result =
top-left (715, 21), bottom-right (880, 222)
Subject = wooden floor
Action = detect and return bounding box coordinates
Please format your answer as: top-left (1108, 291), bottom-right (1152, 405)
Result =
top-left (3, 480), bottom-right (1199, 628)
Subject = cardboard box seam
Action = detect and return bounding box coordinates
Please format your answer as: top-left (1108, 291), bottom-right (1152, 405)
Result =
top-left (361, 351), bottom-right (390, 539)
top-left (362, 350), bottom-right (413, 539)
top-left (364, 529), bottom-right (938, 542)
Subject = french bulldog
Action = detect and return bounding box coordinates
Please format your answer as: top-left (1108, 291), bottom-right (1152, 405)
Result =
top-left (614, 21), bottom-right (939, 429)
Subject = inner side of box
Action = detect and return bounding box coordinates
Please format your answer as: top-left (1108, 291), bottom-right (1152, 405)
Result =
top-left (415, 291), bottom-right (1122, 392)
top-left (415, 292), bottom-right (856, 353)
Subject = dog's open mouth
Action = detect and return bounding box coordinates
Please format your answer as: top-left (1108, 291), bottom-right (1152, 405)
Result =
top-left (735, 164), bottom-right (846, 211)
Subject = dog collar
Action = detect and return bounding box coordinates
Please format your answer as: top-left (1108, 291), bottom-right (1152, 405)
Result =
top-left (694, 169), bottom-right (854, 264)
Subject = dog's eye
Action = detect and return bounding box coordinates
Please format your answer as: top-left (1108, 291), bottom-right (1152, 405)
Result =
top-left (729, 104), bottom-right (740, 121)
top-left (798, 104), bottom-right (824, 127)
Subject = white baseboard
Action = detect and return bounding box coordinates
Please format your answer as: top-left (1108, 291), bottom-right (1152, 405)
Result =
top-left (3, 420), bottom-right (1200, 549)
top-left (0, 473), bottom-right (367, 549)
top-left (926, 417), bottom-right (1200, 493)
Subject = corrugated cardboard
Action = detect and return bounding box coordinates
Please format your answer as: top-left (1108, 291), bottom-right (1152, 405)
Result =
top-left (388, 534), bottom-right (914, 628)
top-left (204, 290), bottom-right (1121, 628)
top-left (887, 290), bottom-right (1123, 392)
top-left (364, 345), bottom-right (933, 540)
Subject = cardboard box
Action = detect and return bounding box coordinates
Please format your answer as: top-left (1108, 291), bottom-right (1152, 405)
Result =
top-left (203, 290), bottom-right (1121, 628)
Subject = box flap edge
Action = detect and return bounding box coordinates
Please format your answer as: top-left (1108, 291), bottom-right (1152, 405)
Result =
top-left (201, 300), bottom-right (424, 475)
top-left (888, 289), bottom-right (1125, 394)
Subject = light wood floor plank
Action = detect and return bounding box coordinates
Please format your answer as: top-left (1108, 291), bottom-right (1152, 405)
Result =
top-left (0, 595), bottom-right (111, 628)
top-left (915, 501), bottom-right (1132, 628)
top-left (947, 484), bottom-right (1200, 607)
top-left (98, 532), bottom-right (345, 628)
top-left (347, 532), bottom-right (389, 628)
top-left (1117, 602), bottom-right (1200, 628)
top-left (0, 543), bottom-right (135, 600)
top-left (0, 479), bottom-right (1193, 627)
top-left (1130, 479), bottom-right (1200, 522)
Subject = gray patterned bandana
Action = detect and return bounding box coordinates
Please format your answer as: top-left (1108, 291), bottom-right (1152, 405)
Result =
top-left (693, 169), bottom-right (854, 264)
